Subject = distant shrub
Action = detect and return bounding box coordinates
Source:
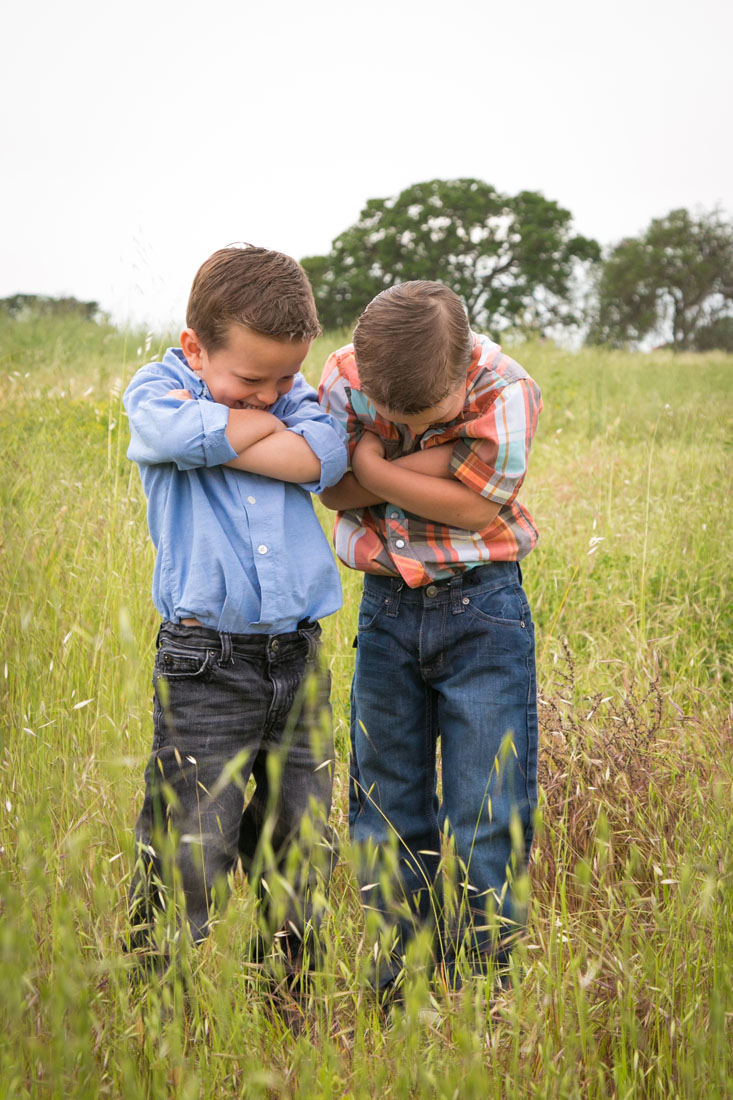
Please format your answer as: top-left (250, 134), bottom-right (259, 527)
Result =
top-left (693, 316), bottom-right (733, 352)
top-left (0, 293), bottom-right (104, 323)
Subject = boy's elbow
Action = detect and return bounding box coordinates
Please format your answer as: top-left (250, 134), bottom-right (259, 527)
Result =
top-left (466, 497), bottom-right (501, 531)
top-left (292, 439), bottom-right (322, 484)
top-left (305, 455), bottom-right (323, 483)
top-left (316, 446), bottom-right (349, 491)
top-left (318, 485), bottom-right (341, 510)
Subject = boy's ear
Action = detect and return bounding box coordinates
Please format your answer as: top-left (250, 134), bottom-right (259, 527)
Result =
top-left (180, 328), bottom-right (205, 372)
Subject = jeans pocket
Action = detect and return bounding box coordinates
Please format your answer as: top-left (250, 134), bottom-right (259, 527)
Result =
top-left (154, 644), bottom-right (212, 681)
top-left (357, 593), bottom-right (390, 634)
top-left (462, 584), bottom-right (528, 628)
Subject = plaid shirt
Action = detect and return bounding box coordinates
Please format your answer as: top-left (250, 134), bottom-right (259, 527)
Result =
top-left (318, 334), bottom-right (542, 587)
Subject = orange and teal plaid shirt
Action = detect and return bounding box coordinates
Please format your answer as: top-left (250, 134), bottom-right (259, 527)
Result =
top-left (318, 334), bottom-right (542, 588)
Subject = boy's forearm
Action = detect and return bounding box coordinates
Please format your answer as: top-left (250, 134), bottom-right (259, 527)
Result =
top-left (225, 430), bottom-right (321, 483)
top-left (319, 444), bottom-right (456, 511)
top-left (319, 442), bottom-right (496, 525)
top-left (225, 408), bottom-right (285, 453)
top-left (391, 445), bottom-right (456, 478)
top-left (353, 450), bottom-right (500, 530)
top-left (319, 473), bottom-right (384, 511)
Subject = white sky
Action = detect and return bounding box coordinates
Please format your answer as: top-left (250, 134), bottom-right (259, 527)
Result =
top-left (2, 0), bottom-right (732, 331)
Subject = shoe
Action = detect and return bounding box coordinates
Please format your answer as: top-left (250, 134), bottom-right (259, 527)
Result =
top-left (267, 987), bottom-right (307, 1037)
top-left (376, 978), bottom-right (404, 1029)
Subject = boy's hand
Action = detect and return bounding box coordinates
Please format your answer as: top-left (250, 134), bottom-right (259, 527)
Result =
top-left (167, 388), bottom-right (193, 401)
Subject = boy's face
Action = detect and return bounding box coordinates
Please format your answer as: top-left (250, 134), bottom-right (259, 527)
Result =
top-left (181, 324), bottom-right (311, 409)
top-left (369, 384), bottom-right (466, 435)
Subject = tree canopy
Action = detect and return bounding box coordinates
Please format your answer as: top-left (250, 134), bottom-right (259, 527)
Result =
top-left (301, 179), bottom-right (600, 333)
top-left (590, 208), bottom-right (733, 349)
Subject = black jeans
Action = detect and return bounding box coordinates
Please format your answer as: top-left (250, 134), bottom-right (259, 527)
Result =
top-left (129, 620), bottom-right (336, 958)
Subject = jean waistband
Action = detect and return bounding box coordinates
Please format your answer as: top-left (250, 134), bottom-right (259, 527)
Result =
top-left (157, 619), bottom-right (320, 661)
top-left (363, 561), bottom-right (522, 602)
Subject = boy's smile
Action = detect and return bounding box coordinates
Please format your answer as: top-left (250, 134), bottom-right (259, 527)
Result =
top-left (180, 324), bottom-right (312, 409)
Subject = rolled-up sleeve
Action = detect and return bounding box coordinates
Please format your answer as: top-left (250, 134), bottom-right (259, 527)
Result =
top-left (450, 378), bottom-right (542, 504)
top-left (279, 375), bottom-right (348, 492)
top-left (124, 371), bottom-right (237, 469)
top-left (318, 352), bottom-right (365, 462)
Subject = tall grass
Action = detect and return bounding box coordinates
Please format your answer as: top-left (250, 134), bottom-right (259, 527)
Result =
top-left (1, 314), bottom-right (731, 1097)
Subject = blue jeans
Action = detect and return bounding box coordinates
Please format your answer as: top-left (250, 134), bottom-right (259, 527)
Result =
top-left (349, 562), bottom-right (538, 988)
top-left (129, 620), bottom-right (336, 959)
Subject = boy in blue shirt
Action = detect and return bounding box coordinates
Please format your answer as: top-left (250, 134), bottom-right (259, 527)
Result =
top-left (124, 245), bottom-right (347, 983)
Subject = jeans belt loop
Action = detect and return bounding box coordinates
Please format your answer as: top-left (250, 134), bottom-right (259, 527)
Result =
top-left (301, 623), bottom-right (317, 661)
top-left (386, 577), bottom-right (403, 617)
top-left (449, 575), bottom-right (466, 615)
top-left (218, 631), bottom-right (233, 666)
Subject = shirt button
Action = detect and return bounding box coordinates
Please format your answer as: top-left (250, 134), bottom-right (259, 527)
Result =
top-left (426, 585), bottom-right (439, 597)
top-left (390, 510), bottom-right (400, 519)
top-left (258, 544), bottom-right (268, 555)
top-left (395, 539), bottom-right (405, 549)
top-left (248, 495), bottom-right (256, 504)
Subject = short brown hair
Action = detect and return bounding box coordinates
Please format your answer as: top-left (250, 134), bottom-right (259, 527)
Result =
top-left (186, 244), bottom-right (321, 351)
top-left (353, 282), bottom-right (473, 414)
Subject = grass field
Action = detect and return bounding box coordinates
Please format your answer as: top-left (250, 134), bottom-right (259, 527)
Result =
top-left (1, 313), bottom-right (731, 1098)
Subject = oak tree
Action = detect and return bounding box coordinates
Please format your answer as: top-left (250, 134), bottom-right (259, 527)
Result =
top-left (302, 179), bottom-right (599, 333)
top-left (591, 208), bottom-right (733, 349)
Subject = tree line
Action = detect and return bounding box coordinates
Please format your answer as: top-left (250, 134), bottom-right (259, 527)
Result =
top-left (5, 189), bottom-right (731, 352)
top-left (301, 179), bottom-right (733, 351)
top-left (0, 293), bottom-right (103, 322)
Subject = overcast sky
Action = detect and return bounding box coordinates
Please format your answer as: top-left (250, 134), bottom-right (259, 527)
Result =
top-left (3, 0), bottom-right (731, 331)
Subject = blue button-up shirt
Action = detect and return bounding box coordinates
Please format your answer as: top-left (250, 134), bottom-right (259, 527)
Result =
top-left (124, 348), bottom-right (347, 634)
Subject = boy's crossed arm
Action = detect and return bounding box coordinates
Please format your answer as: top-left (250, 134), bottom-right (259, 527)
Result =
top-left (320, 432), bottom-right (501, 531)
top-left (168, 388), bottom-right (321, 483)
top-left (224, 411), bottom-right (322, 483)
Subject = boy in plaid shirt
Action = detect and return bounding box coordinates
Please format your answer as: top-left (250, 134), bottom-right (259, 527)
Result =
top-left (318, 281), bottom-right (541, 1000)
